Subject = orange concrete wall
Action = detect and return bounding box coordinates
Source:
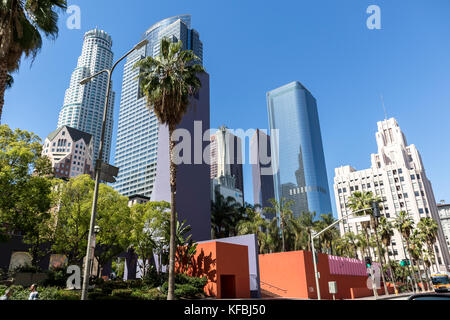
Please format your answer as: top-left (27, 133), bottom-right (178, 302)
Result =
top-left (259, 251), bottom-right (375, 300)
top-left (259, 251), bottom-right (309, 298)
top-left (216, 241), bottom-right (250, 299)
top-left (181, 241), bottom-right (250, 299)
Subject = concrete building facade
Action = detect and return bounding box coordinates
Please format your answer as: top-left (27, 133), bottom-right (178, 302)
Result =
top-left (42, 126), bottom-right (94, 179)
top-left (334, 118), bottom-right (450, 271)
top-left (437, 203), bottom-right (450, 254)
top-left (210, 126), bottom-right (244, 195)
top-left (251, 129), bottom-right (275, 217)
top-left (57, 29), bottom-right (115, 163)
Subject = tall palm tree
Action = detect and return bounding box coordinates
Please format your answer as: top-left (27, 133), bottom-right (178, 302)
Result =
top-left (236, 208), bottom-right (268, 254)
top-left (377, 216), bottom-right (398, 294)
top-left (286, 215), bottom-right (307, 251)
top-left (297, 211), bottom-right (317, 252)
top-left (317, 213), bottom-right (337, 255)
top-left (344, 232), bottom-right (359, 259)
top-left (135, 38), bottom-right (205, 300)
top-left (417, 217), bottom-right (440, 273)
top-left (264, 198), bottom-right (294, 252)
top-left (394, 211), bottom-right (419, 292)
top-left (347, 191), bottom-right (380, 260)
top-left (264, 217), bottom-right (282, 253)
top-left (0, 0), bottom-right (67, 122)
top-left (408, 230), bottom-right (425, 292)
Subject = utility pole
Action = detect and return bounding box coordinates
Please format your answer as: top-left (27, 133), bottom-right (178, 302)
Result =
top-left (79, 39), bottom-right (148, 300)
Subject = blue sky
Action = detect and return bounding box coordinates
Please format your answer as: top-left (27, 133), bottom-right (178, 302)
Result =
top-left (3, 0), bottom-right (450, 216)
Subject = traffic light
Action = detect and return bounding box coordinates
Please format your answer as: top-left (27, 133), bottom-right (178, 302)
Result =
top-left (371, 201), bottom-right (381, 218)
top-left (365, 257), bottom-right (372, 268)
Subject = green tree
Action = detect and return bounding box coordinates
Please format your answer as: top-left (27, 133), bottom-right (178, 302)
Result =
top-left (0, 125), bottom-right (53, 265)
top-left (417, 217), bottom-right (440, 273)
top-left (134, 37), bottom-right (205, 300)
top-left (94, 184), bottom-right (133, 276)
top-left (236, 207), bottom-right (268, 254)
top-left (51, 175), bottom-right (132, 271)
top-left (0, 0), bottom-right (67, 122)
top-left (394, 211), bottom-right (420, 292)
top-left (347, 191), bottom-right (379, 260)
top-left (409, 230), bottom-right (426, 292)
top-left (130, 201), bottom-right (170, 276)
top-left (317, 213), bottom-right (337, 255)
top-left (263, 198), bottom-right (294, 252)
top-left (377, 216), bottom-right (398, 293)
top-left (211, 190), bottom-right (238, 239)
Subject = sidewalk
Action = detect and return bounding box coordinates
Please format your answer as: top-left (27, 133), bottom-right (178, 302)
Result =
top-left (354, 290), bottom-right (434, 300)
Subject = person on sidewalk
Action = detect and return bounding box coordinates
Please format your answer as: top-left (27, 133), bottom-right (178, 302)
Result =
top-left (0, 288), bottom-right (12, 300)
top-left (28, 284), bottom-right (39, 300)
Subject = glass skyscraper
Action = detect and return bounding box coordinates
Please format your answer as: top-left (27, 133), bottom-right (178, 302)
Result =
top-left (57, 29), bottom-right (115, 163)
top-left (113, 15), bottom-right (203, 198)
top-left (267, 81), bottom-right (332, 217)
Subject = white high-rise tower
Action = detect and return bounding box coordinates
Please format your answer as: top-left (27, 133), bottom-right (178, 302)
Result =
top-left (334, 118), bottom-right (450, 272)
top-left (57, 29), bottom-right (115, 163)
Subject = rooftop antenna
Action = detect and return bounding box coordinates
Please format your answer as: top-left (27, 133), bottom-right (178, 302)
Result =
top-left (380, 94), bottom-right (388, 120)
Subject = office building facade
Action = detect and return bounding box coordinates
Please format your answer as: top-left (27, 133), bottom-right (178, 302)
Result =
top-left (113, 15), bottom-right (210, 241)
top-left (334, 118), bottom-right (450, 271)
top-left (57, 29), bottom-right (115, 163)
top-left (42, 126), bottom-right (94, 179)
top-left (210, 127), bottom-right (244, 193)
top-left (266, 81), bottom-right (332, 217)
top-left (113, 14), bottom-right (203, 198)
top-left (251, 129), bottom-right (275, 217)
top-left (437, 203), bottom-right (450, 254)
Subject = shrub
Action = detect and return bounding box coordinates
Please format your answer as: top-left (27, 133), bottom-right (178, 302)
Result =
top-left (55, 290), bottom-right (81, 300)
top-left (111, 289), bottom-right (133, 299)
top-left (161, 274), bottom-right (207, 299)
top-left (130, 288), bottom-right (166, 300)
top-left (43, 267), bottom-right (69, 288)
top-left (99, 280), bottom-right (128, 294)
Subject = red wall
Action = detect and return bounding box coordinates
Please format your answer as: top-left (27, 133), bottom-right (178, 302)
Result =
top-left (259, 250), bottom-right (387, 299)
top-left (180, 241), bottom-right (250, 299)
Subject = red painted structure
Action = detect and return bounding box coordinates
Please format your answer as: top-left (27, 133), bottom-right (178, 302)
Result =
top-left (178, 241), bottom-right (250, 299)
top-left (259, 250), bottom-right (394, 299)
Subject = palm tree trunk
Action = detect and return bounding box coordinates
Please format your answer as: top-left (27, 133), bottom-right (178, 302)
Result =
top-left (167, 128), bottom-right (177, 300)
top-left (383, 246), bottom-right (397, 294)
top-left (420, 260), bottom-right (431, 291)
top-left (373, 225), bottom-right (389, 295)
top-left (405, 239), bottom-right (420, 292)
top-left (430, 242), bottom-right (440, 273)
top-left (415, 259), bottom-right (425, 292)
top-left (425, 264), bottom-right (433, 291)
top-left (0, 60), bottom-right (7, 124)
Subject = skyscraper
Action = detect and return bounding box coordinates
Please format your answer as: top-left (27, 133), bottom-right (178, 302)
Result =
top-left (113, 15), bottom-right (210, 241)
top-left (210, 126), bottom-right (244, 194)
top-left (113, 15), bottom-right (203, 198)
top-left (251, 129), bottom-right (275, 216)
top-left (57, 29), bottom-right (115, 163)
top-left (334, 118), bottom-right (450, 271)
top-left (266, 81), bottom-right (332, 217)
top-left (210, 126), bottom-right (244, 205)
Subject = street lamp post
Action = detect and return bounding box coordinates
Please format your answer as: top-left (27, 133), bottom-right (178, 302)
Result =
top-left (311, 207), bottom-right (371, 300)
top-left (79, 39), bottom-right (148, 301)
